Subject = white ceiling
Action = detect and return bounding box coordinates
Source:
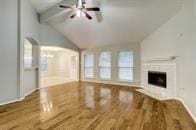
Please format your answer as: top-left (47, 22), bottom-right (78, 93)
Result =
top-left (30, 0), bottom-right (63, 13)
top-left (30, 0), bottom-right (182, 49)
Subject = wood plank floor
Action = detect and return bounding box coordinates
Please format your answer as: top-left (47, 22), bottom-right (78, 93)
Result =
top-left (0, 81), bottom-right (195, 130)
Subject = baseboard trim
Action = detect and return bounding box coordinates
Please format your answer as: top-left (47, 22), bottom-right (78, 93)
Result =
top-left (81, 80), bottom-right (141, 88)
top-left (23, 88), bottom-right (38, 97)
top-left (0, 98), bottom-right (24, 106)
top-left (0, 88), bottom-right (38, 106)
top-left (176, 98), bottom-right (196, 123)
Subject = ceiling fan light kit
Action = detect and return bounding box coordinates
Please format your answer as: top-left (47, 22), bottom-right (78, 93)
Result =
top-left (76, 9), bottom-right (86, 18)
top-left (59, 0), bottom-right (100, 20)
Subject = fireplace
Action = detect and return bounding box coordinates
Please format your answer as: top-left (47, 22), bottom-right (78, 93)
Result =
top-left (148, 71), bottom-right (167, 88)
top-left (142, 64), bottom-right (176, 98)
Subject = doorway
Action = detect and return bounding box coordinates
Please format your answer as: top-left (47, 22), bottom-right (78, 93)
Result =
top-left (40, 46), bottom-right (79, 88)
top-left (22, 37), bottom-right (40, 97)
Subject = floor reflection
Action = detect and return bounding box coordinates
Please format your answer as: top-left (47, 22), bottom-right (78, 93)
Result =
top-left (43, 102), bottom-right (53, 113)
top-left (38, 82), bottom-right (135, 122)
top-left (119, 90), bottom-right (133, 103)
top-left (100, 88), bottom-right (111, 106)
top-left (39, 82), bottom-right (135, 113)
top-left (40, 89), bottom-right (54, 113)
top-left (80, 82), bottom-right (134, 109)
top-left (84, 86), bottom-right (95, 109)
top-left (40, 89), bottom-right (48, 104)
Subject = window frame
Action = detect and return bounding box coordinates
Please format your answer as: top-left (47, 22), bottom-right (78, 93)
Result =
top-left (99, 51), bottom-right (112, 80)
top-left (83, 53), bottom-right (94, 79)
top-left (117, 50), bottom-right (134, 82)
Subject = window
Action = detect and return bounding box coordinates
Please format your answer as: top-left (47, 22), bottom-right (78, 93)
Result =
top-left (71, 56), bottom-right (77, 69)
top-left (99, 51), bottom-right (111, 79)
top-left (24, 39), bottom-right (33, 68)
top-left (118, 51), bottom-right (134, 81)
top-left (84, 53), bottom-right (94, 78)
top-left (41, 56), bottom-right (48, 71)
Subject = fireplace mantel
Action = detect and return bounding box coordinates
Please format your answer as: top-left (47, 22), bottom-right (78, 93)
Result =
top-left (143, 56), bottom-right (178, 62)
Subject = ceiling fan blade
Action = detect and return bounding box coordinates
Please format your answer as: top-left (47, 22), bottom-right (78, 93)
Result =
top-left (70, 13), bottom-right (77, 19)
top-left (83, 12), bottom-right (92, 20)
top-left (85, 7), bottom-right (100, 11)
top-left (59, 5), bottom-right (72, 9)
top-left (95, 11), bottom-right (103, 23)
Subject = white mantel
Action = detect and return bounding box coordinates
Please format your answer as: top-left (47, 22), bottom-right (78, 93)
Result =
top-left (143, 56), bottom-right (178, 62)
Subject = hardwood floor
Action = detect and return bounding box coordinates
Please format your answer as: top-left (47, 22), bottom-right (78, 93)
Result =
top-left (0, 81), bottom-right (195, 130)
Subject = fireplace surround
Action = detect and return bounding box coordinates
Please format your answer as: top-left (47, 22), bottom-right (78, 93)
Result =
top-left (142, 63), bottom-right (177, 98)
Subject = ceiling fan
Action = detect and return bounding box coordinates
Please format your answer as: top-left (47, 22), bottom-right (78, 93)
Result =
top-left (59, 0), bottom-right (100, 20)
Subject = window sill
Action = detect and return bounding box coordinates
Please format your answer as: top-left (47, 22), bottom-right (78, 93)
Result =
top-left (84, 78), bottom-right (95, 80)
top-left (118, 80), bottom-right (139, 83)
top-left (99, 78), bottom-right (112, 81)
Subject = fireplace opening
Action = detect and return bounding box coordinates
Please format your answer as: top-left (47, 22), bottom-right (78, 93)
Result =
top-left (148, 71), bottom-right (167, 88)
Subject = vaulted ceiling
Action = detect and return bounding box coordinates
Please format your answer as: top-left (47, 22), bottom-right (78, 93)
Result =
top-left (30, 0), bottom-right (182, 49)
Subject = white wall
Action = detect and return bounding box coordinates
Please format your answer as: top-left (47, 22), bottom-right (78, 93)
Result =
top-left (39, 23), bottom-right (79, 51)
top-left (193, 0), bottom-right (196, 118)
top-left (0, 0), bottom-right (19, 103)
top-left (41, 51), bottom-right (73, 78)
top-left (0, 0), bottom-right (80, 104)
top-left (41, 52), bottom-right (56, 77)
top-left (19, 0), bottom-right (80, 98)
top-left (21, 1), bottom-right (79, 51)
top-left (20, 0), bottom-right (40, 97)
top-left (81, 43), bottom-right (141, 86)
top-left (141, 0), bottom-right (196, 118)
top-left (55, 52), bottom-right (71, 78)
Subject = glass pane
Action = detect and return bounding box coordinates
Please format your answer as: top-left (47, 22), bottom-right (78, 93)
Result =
top-left (24, 57), bottom-right (32, 68)
top-left (99, 51), bottom-right (111, 67)
top-left (119, 68), bottom-right (133, 81)
top-left (71, 56), bottom-right (77, 69)
top-left (85, 86), bottom-right (94, 108)
top-left (100, 68), bottom-right (111, 79)
top-left (84, 53), bottom-right (94, 67)
top-left (85, 68), bottom-right (94, 78)
top-left (118, 51), bottom-right (133, 67)
top-left (24, 39), bottom-right (33, 68)
top-left (41, 56), bottom-right (48, 71)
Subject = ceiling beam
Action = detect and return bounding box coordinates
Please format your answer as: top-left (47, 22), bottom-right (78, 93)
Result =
top-left (39, 0), bottom-right (76, 23)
